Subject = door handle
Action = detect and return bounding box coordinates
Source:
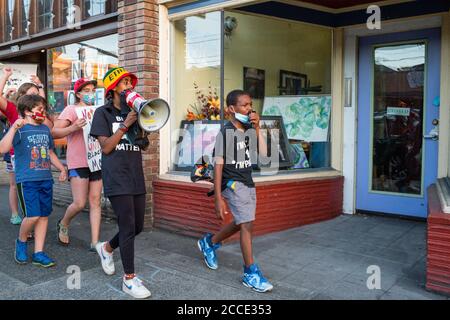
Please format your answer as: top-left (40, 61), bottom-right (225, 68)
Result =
top-left (424, 119), bottom-right (439, 140)
top-left (424, 130), bottom-right (438, 140)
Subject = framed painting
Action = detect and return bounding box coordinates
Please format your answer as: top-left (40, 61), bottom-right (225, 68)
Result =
top-left (279, 70), bottom-right (307, 95)
top-left (243, 67), bottom-right (265, 99)
top-left (258, 116), bottom-right (292, 169)
top-left (174, 120), bottom-right (222, 171)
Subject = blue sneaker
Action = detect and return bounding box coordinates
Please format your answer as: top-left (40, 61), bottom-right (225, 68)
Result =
top-left (15, 239), bottom-right (28, 264)
top-left (197, 233), bottom-right (221, 270)
top-left (242, 264), bottom-right (274, 293)
top-left (32, 252), bottom-right (56, 268)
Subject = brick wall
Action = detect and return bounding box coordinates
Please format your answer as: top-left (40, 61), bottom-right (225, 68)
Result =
top-left (118, 0), bottom-right (160, 230)
top-left (153, 176), bottom-right (344, 240)
top-left (426, 184), bottom-right (450, 295)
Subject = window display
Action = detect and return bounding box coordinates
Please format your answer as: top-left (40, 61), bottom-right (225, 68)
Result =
top-left (47, 33), bottom-right (118, 158)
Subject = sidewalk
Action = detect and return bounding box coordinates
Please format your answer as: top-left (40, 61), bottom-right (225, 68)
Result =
top-left (0, 184), bottom-right (448, 300)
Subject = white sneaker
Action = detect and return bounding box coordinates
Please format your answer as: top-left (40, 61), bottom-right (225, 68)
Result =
top-left (95, 242), bottom-right (115, 275)
top-left (122, 276), bottom-right (151, 299)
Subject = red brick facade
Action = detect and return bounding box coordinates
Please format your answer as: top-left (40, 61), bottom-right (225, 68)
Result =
top-left (153, 176), bottom-right (344, 241)
top-left (118, 0), bottom-right (160, 229)
top-left (427, 184), bottom-right (450, 295)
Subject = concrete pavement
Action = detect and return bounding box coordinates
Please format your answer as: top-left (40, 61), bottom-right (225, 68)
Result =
top-left (0, 185), bottom-right (448, 300)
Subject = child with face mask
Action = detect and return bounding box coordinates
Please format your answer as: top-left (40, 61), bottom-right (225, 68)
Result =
top-left (52, 78), bottom-right (103, 251)
top-left (197, 89), bottom-right (273, 293)
top-left (0, 67), bottom-right (47, 227)
top-left (0, 95), bottom-right (67, 267)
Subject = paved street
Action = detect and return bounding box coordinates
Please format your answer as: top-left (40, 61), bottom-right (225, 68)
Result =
top-left (0, 185), bottom-right (448, 300)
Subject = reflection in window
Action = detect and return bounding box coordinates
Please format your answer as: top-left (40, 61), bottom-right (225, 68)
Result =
top-left (47, 34), bottom-right (118, 158)
top-left (372, 43), bottom-right (425, 195)
top-left (84, 0), bottom-right (106, 18)
top-left (185, 12), bottom-right (221, 69)
top-left (6, 0), bottom-right (15, 41)
top-left (21, 0), bottom-right (32, 37)
top-left (223, 11), bottom-right (332, 171)
top-left (172, 13), bottom-right (221, 171)
top-left (38, 0), bottom-right (54, 31)
top-left (62, 0), bottom-right (76, 26)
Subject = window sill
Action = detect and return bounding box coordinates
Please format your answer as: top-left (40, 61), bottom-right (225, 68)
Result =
top-left (436, 178), bottom-right (450, 214)
top-left (159, 168), bottom-right (342, 184)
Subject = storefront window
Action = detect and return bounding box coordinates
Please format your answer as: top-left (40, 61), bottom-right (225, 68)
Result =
top-left (170, 10), bottom-right (332, 174)
top-left (84, 0), bottom-right (106, 18)
top-left (171, 11), bottom-right (222, 171)
top-left (38, 0), bottom-right (54, 32)
top-left (6, 0), bottom-right (15, 41)
top-left (62, 0), bottom-right (75, 26)
top-left (20, 0), bottom-right (32, 37)
top-left (224, 11), bottom-right (332, 172)
top-left (47, 33), bottom-right (118, 158)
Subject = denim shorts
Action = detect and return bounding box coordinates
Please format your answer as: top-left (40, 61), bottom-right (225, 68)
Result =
top-left (222, 181), bottom-right (256, 225)
top-left (68, 167), bottom-right (102, 182)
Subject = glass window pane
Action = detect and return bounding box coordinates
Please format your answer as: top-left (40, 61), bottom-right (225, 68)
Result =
top-left (223, 11), bottom-right (332, 172)
top-left (171, 12), bottom-right (221, 171)
top-left (84, 0), bottom-right (106, 18)
top-left (62, 0), bottom-right (75, 25)
top-left (372, 43), bottom-right (425, 195)
top-left (21, 0), bottom-right (32, 37)
top-left (38, 0), bottom-right (54, 32)
top-left (6, 0), bottom-right (15, 40)
top-left (47, 34), bottom-right (119, 158)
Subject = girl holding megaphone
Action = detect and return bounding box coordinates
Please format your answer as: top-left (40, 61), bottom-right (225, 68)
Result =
top-left (90, 67), bottom-right (151, 299)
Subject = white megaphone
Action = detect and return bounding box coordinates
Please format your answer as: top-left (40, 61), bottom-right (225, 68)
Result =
top-left (123, 90), bottom-right (170, 132)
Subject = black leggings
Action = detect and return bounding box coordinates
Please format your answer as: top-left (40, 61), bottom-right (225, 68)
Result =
top-left (108, 194), bottom-right (146, 275)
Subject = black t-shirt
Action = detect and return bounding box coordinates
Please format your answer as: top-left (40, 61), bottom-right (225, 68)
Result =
top-left (90, 101), bottom-right (146, 197)
top-left (213, 121), bottom-right (256, 191)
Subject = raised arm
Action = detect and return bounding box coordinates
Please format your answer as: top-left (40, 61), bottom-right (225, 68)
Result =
top-left (0, 67), bottom-right (12, 96)
top-left (250, 112), bottom-right (267, 158)
top-left (0, 119), bottom-right (24, 153)
top-left (0, 68), bottom-right (13, 112)
top-left (30, 75), bottom-right (46, 99)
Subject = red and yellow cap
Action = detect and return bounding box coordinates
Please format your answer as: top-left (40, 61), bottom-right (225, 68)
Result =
top-left (102, 67), bottom-right (137, 97)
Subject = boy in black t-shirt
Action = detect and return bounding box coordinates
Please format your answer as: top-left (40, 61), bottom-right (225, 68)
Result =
top-left (197, 90), bottom-right (274, 293)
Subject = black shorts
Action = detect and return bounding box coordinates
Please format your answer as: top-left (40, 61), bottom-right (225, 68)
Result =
top-left (68, 168), bottom-right (102, 182)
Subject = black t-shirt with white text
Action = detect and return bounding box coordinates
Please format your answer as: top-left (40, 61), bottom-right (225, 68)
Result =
top-left (90, 101), bottom-right (146, 197)
top-left (213, 121), bottom-right (256, 191)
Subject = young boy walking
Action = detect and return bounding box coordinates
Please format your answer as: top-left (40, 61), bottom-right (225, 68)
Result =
top-left (0, 95), bottom-right (67, 267)
top-left (197, 89), bottom-right (273, 293)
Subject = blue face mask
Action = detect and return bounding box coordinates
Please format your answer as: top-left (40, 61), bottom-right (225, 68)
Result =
top-left (82, 94), bottom-right (96, 105)
top-left (234, 112), bottom-right (249, 124)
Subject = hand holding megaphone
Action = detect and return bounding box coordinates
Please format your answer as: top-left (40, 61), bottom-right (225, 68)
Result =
top-left (121, 89), bottom-right (170, 132)
top-left (123, 110), bottom-right (138, 128)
